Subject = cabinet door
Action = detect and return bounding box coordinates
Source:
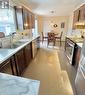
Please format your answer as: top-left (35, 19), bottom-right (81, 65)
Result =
top-left (0, 59), bottom-right (13, 75)
top-left (81, 4), bottom-right (85, 21)
top-left (24, 43), bottom-right (32, 66)
top-left (73, 10), bottom-right (79, 29)
top-left (23, 8), bottom-right (31, 29)
top-left (23, 8), bottom-right (28, 29)
top-left (14, 6), bottom-right (24, 30)
top-left (31, 13), bottom-right (35, 28)
top-left (15, 49), bottom-right (26, 75)
top-left (10, 56), bottom-right (18, 76)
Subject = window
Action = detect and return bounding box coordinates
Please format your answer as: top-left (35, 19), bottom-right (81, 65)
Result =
top-left (0, 7), bottom-right (16, 36)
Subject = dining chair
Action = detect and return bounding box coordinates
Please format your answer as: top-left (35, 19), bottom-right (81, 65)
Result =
top-left (55, 32), bottom-right (63, 46)
top-left (41, 32), bottom-right (48, 43)
top-left (0, 32), bottom-right (5, 38)
top-left (47, 33), bottom-right (56, 46)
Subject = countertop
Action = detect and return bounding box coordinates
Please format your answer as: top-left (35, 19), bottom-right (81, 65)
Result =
top-left (66, 37), bottom-right (84, 43)
top-left (76, 43), bottom-right (83, 48)
top-left (0, 73), bottom-right (40, 95)
top-left (0, 35), bottom-right (40, 64)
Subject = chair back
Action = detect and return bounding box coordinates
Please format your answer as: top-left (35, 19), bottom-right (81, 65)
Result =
top-left (48, 33), bottom-right (55, 41)
top-left (0, 32), bottom-right (5, 38)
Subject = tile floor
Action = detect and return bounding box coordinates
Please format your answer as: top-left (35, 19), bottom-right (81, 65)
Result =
top-left (23, 41), bottom-right (77, 95)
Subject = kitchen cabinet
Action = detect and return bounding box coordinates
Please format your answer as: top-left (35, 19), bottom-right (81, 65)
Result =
top-left (23, 7), bottom-right (35, 29)
top-left (0, 59), bottom-right (12, 75)
top-left (24, 43), bottom-right (32, 66)
top-left (31, 37), bottom-right (40, 58)
top-left (0, 36), bottom-right (40, 76)
top-left (14, 6), bottom-right (24, 30)
top-left (14, 6), bottom-right (35, 30)
top-left (0, 57), bottom-right (18, 75)
top-left (73, 10), bottom-right (79, 29)
top-left (15, 49), bottom-right (26, 75)
top-left (31, 13), bottom-right (35, 28)
top-left (23, 8), bottom-right (30, 29)
top-left (73, 4), bottom-right (85, 29)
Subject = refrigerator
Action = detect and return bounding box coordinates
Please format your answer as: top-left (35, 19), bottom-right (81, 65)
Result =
top-left (75, 41), bottom-right (85, 95)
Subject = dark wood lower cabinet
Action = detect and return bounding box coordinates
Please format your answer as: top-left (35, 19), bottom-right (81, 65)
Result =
top-left (0, 41), bottom-right (39, 76)
top-left (15, 49), bottom-right (26, 76)
top-left (0, 59), bottom-right (13, 75)
top-left (0, 57), bottom-right (17, 75)
top-left (24, 44), bottom-right (32, 66)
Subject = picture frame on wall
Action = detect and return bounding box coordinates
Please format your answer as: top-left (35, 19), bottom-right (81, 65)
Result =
top-left (53, 24), bottom-right (58, 28)
top-left (61, 22), bottom-right (65, 28)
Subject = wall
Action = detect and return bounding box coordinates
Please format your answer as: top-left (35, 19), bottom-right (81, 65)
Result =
top-left (37, 16), bottom-right (69, 41)
top-left (37, 16), bottom-right (43, 33)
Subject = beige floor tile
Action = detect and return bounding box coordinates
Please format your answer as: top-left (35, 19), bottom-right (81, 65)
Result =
top-left (23, 41), bottom-right (77, 95)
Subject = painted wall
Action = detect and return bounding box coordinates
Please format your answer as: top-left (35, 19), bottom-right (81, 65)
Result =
top-left (37, 16), bottom-right (69, 41)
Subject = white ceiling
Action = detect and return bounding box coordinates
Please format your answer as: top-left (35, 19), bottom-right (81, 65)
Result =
top-left (12, 0), bottom-right (85, 16)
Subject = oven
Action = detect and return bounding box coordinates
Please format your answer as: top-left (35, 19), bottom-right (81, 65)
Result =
top-left (65, 38), bottom-right (75, 64)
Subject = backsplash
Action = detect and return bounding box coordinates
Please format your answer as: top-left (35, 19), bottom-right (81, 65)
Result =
top-left (0, 28), bottom-right (38, 48)
top-left (16, 29), bottom-right (32, 38)
top-left (67, 29), bottom-right (85, 38)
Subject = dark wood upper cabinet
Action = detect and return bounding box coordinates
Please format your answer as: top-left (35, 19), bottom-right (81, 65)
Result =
top-left (73, 4), bottom-right (85, 29)
top-left (23, 8), bottom-right (35, 29)
top-left (73, 9), bottom-right (79, 29)
top-left (31, 13), bottom-right (35, 28)
top-left (14, 6), bottom-right (24, 30)
top-left (23, 8), bottom-right (29, 29)
top-left (14, 6), bottom-right (35, 30)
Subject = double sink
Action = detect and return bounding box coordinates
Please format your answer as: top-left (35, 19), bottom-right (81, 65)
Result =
top-left (8, 41), bottom-right (25, 49)
top-left (0, 39), bottom-right (28, 49)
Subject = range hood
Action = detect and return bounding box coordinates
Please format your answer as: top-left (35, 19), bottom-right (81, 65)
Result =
top-left (74, 21), bottom-right (85, 29)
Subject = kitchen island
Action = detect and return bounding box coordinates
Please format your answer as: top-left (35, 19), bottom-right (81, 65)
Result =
top-left (0, 73), bottom-right (40, 95)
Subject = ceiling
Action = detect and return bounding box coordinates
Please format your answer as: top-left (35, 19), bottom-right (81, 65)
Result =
top-left (12, 0), bottom-right (85, 16)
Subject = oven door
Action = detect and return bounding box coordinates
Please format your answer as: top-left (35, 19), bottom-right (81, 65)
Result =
top-left (65, 40), bottom-right (75, 64)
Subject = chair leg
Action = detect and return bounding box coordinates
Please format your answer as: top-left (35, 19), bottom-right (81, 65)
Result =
top-left (47, 41), bottom-right (49, 47)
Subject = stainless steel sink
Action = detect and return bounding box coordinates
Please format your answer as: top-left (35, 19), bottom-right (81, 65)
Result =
top-left (0, 41), bottom-right (25, 49)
